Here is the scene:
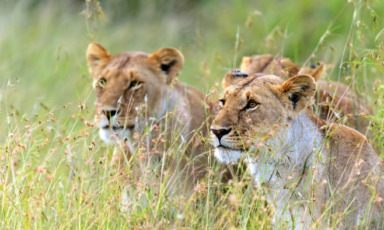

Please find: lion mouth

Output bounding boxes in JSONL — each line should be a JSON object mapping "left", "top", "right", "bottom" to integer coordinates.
{"left": 217, "top": 144, "right": 246, "bottom": 152}
{"left": 102, "top": 125, "right": 121, "bottom": 130}
{"left": 217, "top": 144, "right": 232, "bottom": 150}
{"left": 101, "top": 124, "right": 135, "bottom": 130}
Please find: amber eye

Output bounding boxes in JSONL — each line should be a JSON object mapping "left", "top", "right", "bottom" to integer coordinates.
{"left": 97, "top": 78, "right": 107, "bottom": 88}
{"left": 129, "top": 81, "right": 142, "bottom": 89}
{"left": 245, "top": 100, "right": 259, "bottom": 110}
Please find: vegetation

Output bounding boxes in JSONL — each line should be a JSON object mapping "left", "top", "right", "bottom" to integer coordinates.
{"left": 0, "top": 0, "right": 383, "bottom": 228}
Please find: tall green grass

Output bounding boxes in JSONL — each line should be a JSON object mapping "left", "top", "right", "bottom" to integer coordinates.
{"left": 0, "top": 0, "right": 383, "bottom": 228}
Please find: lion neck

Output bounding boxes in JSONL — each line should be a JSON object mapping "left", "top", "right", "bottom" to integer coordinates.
{"left": 247, "top": 109, "right": 325, "bottom": 187}
{"left": 166, "top": 85, "right": 189, "bottom": 114}
{"left": 141, "top": 82, "right": 191, "bottom": 123}
{"left": 137, "top": 82, "right": 192, "bottom": 149}
{"left": 276, "top": 109, "right": 324, "bottom": 159}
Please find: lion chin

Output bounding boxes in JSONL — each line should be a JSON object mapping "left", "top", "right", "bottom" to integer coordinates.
{"left": 99, "top": 127, "right": 135, "bottom": 153}
{"left": 213, "top": 146, "right": 243, "bottom": 164}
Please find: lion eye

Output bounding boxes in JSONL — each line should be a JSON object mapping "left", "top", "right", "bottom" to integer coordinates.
{"left": 219, "top": 99, "right": 226, "bottom": 107}
{"left": 245, "top": 100, "right": 259, "bottom": 110}
{"left": 129, "top": 81, "right": 142, "bottom": 90}
{"left": 97, "top": 78, "right": 107, "bottom": 88}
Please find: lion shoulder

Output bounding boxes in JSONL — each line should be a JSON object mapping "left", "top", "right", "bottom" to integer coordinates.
{"left": 325, "top": 123, "right": 379, "bottom": 180}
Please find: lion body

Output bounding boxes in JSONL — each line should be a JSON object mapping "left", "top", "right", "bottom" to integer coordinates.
{"left": 211, "top": 72, "right": 383, "bottom": 228}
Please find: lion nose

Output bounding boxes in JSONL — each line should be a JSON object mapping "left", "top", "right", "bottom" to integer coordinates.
{"left": 102, "top": 109, "right": 119, "bottom": 122}
{"left": 211, "top": 127, "right": 232, "bottom": 141}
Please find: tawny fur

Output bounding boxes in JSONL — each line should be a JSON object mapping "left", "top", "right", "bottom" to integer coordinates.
{"left": 211, "top": 72, "right": 383, "bottom": 229}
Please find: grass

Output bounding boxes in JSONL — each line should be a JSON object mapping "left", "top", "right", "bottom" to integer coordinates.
{"left": 0, "top": 0, "right": 384, "bottom": 229}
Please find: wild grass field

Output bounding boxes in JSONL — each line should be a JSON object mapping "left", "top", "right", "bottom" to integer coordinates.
{"left": 0, "top": 0, "right": 384, "bottom": 229}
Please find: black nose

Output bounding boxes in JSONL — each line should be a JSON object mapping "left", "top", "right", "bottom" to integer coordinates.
{"left": 102, "top": 109, "right": 119, "bottom": 122}
{"left": 211, "top": 127, "right": 232, "bottom": 141}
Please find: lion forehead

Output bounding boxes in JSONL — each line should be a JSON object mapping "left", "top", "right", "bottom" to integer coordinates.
{"left": 251, "top": 75, "right": 284, "bottom": 86}
{"left": 106, "top": 52, "right": 149, "bottom": 70}
{"left": 99, "top": 54, "right": 161, "bottom": 86}
{"left": 225, "top": 75, "right": 283, "bottom": 100}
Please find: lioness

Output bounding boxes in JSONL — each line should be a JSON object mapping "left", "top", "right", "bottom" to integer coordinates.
{"left": 240, "top": 55, "right": 372, "bottom": 134}
{"left": 211, "top": 70, "right": 383, "bottom": 229}
{"left": 86, "top": 43, "right": 208, "bottom": 190}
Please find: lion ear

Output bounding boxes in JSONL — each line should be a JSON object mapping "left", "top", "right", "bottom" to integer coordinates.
{"left": 297, "top": 63, "right": 325, "bottom": 81}
{"left": 280, "top": 58, "right": 301, "bottom": 77}
{"left": 277, "top": 75, "right": 316, "bottom": 116}
{"left": 306, "top": 63, "right": 325, "bottom": 81}
{"left": 222, "top": 69, "right": 250, "bottom": 88}
{"left": 240, "top": 56, "right": 252, "bottom": 73}
{"left": 86, "top": 43, "right": 111, "bottom": 78}
{"left": 147, "top": 48, "right": 184, "bottom": 84}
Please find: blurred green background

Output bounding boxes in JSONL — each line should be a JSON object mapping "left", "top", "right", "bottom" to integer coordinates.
{"left": 0, "top": 0, "right": 383, "bottom": 141}
{"left": 1, "top": 1, "right": 384, "bottom": 228}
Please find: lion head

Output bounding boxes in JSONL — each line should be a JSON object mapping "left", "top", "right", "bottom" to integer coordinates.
{"left": 86, "top": 43, "right": 184, "bottom": 147}
{"left": 210, "top": 70, "right": 316, "bottom": 164}
{"left": 240, "top": 54, "right": 325, "bottom": 81}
